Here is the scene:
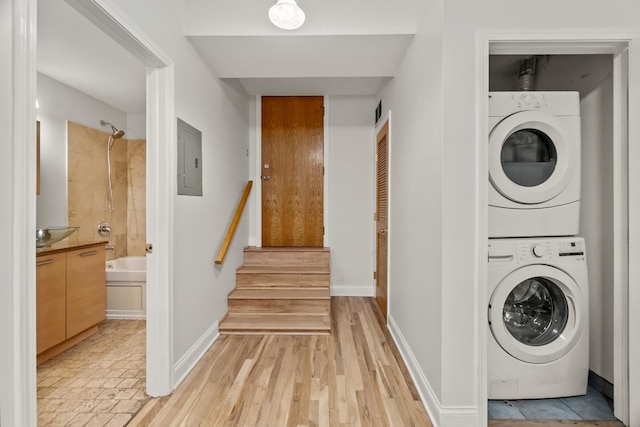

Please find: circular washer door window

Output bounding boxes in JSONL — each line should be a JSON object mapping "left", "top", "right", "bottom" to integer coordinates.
{"left": 489, "top": 111, "right": 574, "bottom": 204}
{"left": 489, "top": 265, "right": 586, "bottom": 364}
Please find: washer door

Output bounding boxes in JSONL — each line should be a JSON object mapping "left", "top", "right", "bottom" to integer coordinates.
{"left": 489, "top": 111, "right": 573, "bottom": 204}
{"left": 489, "top": 265, "right": 586, "bottom": 364}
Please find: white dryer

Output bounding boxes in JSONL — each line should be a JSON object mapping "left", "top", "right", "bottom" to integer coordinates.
{"left": 488, "top": 237, "right": 589, "bottom": 399}
{"left": 489, "top": 91, "right": 581, "bottom": 238}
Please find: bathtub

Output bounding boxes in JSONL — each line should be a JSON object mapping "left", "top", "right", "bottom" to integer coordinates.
{"left": 106, "top": 256, "right": 146, "bottom": 319}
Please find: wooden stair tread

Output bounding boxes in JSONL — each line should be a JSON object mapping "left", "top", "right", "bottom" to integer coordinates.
{"left": 219, "top": 313, "right": 330, "bottom": 333}
{"left": 229, "top": 288, "right": 329, "bottom": 300}
{"left": 245, "top": 247, "right": 329, "bottom": 252}
{"left": 237, "top": 265, "right": 329, "bottom": 274}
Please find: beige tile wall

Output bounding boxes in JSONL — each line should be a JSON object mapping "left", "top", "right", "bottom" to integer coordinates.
{"left": 127, "top": 139, "right": 146, "bottom": 256}
{"left": 67, "top": 121, "right": 146, "bottom": 261}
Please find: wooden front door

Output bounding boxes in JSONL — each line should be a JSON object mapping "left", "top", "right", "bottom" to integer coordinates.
{"left": 375, "top": 121, "right": 389, "bottom": 318}
{"left": 261, "top": 96, "right": 324, "bottom": 247}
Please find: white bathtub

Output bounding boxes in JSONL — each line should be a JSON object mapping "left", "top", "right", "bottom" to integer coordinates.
{"left": 106, "top": 256, "right": 146, "bottom": 319}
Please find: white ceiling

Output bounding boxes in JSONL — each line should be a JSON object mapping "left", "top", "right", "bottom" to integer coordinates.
{"left": 37, "top": 0, "right": 147, "bottom": 113}
{"left": 37, "top": 0, "right": 417, "bottom": 112}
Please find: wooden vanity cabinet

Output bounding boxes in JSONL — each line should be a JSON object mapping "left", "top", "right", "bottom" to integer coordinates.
{"left": 36, "top": 253, "right": 66, "bottom": 354}
{"left": 66, "top": 246, "right": 106, "bottom": 337}
{"left": 36, "top": 243, "right": 106, "bottom": 363}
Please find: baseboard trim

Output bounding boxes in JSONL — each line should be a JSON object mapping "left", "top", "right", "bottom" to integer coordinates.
{"left": 387, "top": 315, "right": 479, "bottom": 427}
{"left": 589, "top": 369, "right": 614, "bottom": 401}
{"left": 387, "top": 314, "right": 442, "bottom": 426}
{"left": 439, "top": 407, "right": 480, "bottom": 427}
{"left": 331, "top": 284, "right": 374, "bottom": 296}
{"left": 106, "top": 311, "right": 146, "bottom": 320}
{"left": 173, "top": 321, "right": 219, "bottom": 388}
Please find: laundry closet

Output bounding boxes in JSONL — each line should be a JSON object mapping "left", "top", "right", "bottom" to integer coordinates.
{"left": 488, "top": 54, "right": 617, "bottom": 420}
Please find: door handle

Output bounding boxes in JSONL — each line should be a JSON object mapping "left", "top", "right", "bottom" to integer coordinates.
{"left": 379, "top": 229, "right": 387, "bottom": 234}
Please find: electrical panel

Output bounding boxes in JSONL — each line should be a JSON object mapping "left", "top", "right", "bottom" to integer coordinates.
{"left": 177, "top": 118, "right": 203, "bottom": 196}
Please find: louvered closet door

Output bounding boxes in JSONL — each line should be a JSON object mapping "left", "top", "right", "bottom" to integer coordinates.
{"left": 376, "top": 121, "right": 389, "bottom": 318}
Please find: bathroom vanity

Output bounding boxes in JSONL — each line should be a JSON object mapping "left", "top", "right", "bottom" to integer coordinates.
{"left": 36, "top": 241, "right": 106, "bottom": 365}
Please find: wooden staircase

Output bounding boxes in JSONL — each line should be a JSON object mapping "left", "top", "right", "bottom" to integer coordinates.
{"left": 219, "top": 247, "right": 331, "bottom": 335}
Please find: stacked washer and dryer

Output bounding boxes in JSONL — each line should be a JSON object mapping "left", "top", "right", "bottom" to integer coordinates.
{"left": 487, "top": 91, "right": 590, "bottom": 399}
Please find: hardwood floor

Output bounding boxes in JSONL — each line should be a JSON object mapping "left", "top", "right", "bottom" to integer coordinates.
{"left": 129, "top": 297, "right": 431, "bottom": 426}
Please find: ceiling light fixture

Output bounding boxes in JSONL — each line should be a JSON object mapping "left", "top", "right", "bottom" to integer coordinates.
{"left": 269, "top": 0, "right": 305, "bottom": 30}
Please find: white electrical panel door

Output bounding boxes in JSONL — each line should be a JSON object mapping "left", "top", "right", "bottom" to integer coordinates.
{"left": 177, "top": 118, "right": 203, "bottom": 196}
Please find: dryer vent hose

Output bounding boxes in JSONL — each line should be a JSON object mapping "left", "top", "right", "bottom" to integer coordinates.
{"left": 518, "top": 56, "right": 537, "bottom": 91}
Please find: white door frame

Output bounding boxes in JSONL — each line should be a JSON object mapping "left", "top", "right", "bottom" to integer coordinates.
{"left": 5, "top": 0, "right": 176, "bottom": 423}
{"left": 4, "top": 0, "right": 38, "bottom": 425}
{"left": 63, "top": 0, "right": 176, "bottom": 397}
{"left": 477, "top": 30, "right": 640, "bottom": 426}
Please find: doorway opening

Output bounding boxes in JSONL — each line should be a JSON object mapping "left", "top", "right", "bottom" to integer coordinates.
{"left": 480, "top": 36, "right": 632, "bottom": 426}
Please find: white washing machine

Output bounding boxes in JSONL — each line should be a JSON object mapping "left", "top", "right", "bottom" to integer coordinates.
{"left": 487, "top": 237, "right": 589, "bottom": 399}
{"left": 489, "top": 91, "right": 581, "bottom": 238}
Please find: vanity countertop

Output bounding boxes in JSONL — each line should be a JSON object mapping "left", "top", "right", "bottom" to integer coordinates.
{"left": 36, "top": 238, "right": 106, "bottom": 256}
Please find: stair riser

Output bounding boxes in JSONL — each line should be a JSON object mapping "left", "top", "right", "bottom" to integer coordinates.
{"left": 228, "top": 299, "right": 330, "bottom": 314}
{"left": 243, "top": 251, "right": 329, "bottom": 268}
{"left": 236, "top": 274, "right": 329, "bottom": 288}
{"left": 219, "top": 330, "right": 330, "bottom": 336}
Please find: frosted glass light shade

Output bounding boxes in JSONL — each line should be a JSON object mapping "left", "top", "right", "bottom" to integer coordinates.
{"left": 269, "top": 0, "right": 305, "bottom": 30}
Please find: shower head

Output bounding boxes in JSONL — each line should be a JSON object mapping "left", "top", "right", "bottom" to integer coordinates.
{"left": 100, "top": 120, "right": 125, "bottom": 139}
{"left": 112, "top": 129, "right": 125, "bottom": 139}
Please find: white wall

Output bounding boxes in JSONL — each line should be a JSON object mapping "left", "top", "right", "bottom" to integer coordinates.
{"left": 327, "top": 96, "right": 375, "bottom": 296}
{"left": 375, "top": 0, "right": 446, "bottom": 423}
{"left": 490, "top": 54, "right": 616, "bottom": 384}
{"left": 108, "top": 0, "right": 251, "bottom": 369}
{"left": 377, "top": 1, "right": 640, "bottom": 426}
{"left": 126, "top": 112, "right": 146, "bottom": 140}
{"left": 36, "top": 72, "right": 128, "bottom": 227}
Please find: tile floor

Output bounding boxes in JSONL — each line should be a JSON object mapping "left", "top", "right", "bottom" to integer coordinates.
{"left": 37, "top": 320, "right": 148, "bottom": 427}
{"left": 489, "top": 385, "right": 617, "bottom": 421}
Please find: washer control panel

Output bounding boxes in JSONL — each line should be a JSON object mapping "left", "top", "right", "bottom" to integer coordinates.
{"left": 516, "top": 238, "right": 586, "bottom": 263}
{"left": 557, "top": 240, "right": 585, "bottom": 257}
{"left": 517, "top": 240, "right": 553, "bottom": 261}
{"left": 488, "top": 237, "right": 587, "bottom": 265}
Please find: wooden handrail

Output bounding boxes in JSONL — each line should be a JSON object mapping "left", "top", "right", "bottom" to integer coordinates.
{"left": 215, "top": 180, "right": 253, "bottom": 265}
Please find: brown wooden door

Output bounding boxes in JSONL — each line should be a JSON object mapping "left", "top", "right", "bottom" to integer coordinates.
{"left": 262, "top": 96, "right": 324, "bottom": 247}
{"left": 375, "top": 121, "right": 389, "bottom": 318}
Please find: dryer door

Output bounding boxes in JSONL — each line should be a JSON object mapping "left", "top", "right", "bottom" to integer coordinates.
{"left": 489, "top": 111, "right": 574, "bottom": 204}
{"left": 488, "top": 264, "right": 586, "bottom": 364}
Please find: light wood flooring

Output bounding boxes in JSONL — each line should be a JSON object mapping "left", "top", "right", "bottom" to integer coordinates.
{"left": 129, "top": 297, "right": 431, "bottom": 426}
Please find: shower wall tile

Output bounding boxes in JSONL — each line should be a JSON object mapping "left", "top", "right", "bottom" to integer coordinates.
{"left": 67, "top": 122, "right": 146, "bottom": 260}
{"left": 68, "top": 122, "right": 94, "bottom": 155}
{"left": 127, "top": 139, "right": 146, "bottom": 257}
{"left": 68, "top": 151, "right": 93, "bottom": 183}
